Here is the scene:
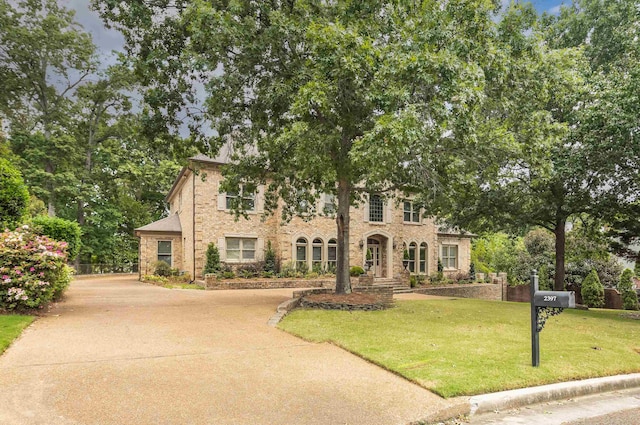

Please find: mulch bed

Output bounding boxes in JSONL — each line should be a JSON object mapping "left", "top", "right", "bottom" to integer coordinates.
{"left": 300, "top": 292, "right": 391, "bottom": 311}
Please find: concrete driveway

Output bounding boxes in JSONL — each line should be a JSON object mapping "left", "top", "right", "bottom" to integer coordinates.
{"left": 0, "top": 276, "right": 458, "bottom": 425}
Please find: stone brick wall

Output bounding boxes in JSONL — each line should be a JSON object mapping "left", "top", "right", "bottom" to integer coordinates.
{"left": 138, "top": 233, "right": 183, "bottom": 277}
{"left": 414, "top": 283, "right": 502, "bottom": 301}
{"left": 506, "top": 284, "right": 531, "bottom": 303}
{"left": 203, "top": 277, "right": 335, "bottom": 290}
{"left": 147, "top": 161, "right": 473, "bottom": 279}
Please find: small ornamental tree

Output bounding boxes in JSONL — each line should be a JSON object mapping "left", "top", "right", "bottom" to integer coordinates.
{"left": 203, "top": 242, "right": 221, "bottom": 275}
{"left": 30, "top": 216, "right": 81, "bottom": 261}
{"left": 581, "top": 269, "right": 605, "bottom": 308}
{"left": 0, "top": 158, "right": 29, "bottom": 230}
{"left": 619, "top": 269, "right": 639, "bottom": 311}
{"left": 469, "top": 262, "right": 476, "bottom": 281}
{"left": 263, "top": 241, "right": 276, "bottom": 273}
{"left": 0, "top": 225, "right": 72, "bottom": 311}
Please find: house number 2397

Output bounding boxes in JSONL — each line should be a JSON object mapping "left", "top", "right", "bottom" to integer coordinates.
{"left": 543, "top": 295, "right": 557, "bottom": 302}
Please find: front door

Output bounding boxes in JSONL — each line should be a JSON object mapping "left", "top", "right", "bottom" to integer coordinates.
{"left": 367, "top": 242, "right": 382, "bottom": 277}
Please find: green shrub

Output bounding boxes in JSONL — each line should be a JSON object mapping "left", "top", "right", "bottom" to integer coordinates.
{"left": 350, "top": 266, "right": 365, "bottom": 276}
{"left": 0, "top": 158, "right": 29, "bottom": 231}
{"left": 410, "top": 276, "right": 417, "bottom": 288}
{"left": 203, "top": 242, "right": 221, "bottom": 274}
{"left": 264, "top": 241, "right": 277, "bottom": 273}
{"left": 305, "top": 271, "right": 319, "bottom": 279}
{"left": 222, "top": 271, "right": 235, "bottom": 279}
{"left": 30, "top": 216, "right": 82, "bottom": 261}
{"left": 581, "top": 269, "right": 604, "bottom": 308}
{"left": 278, "top": 262, "right": 298, "bottom": 278}
{"left": 619, "top": 269, "right": 639, "bottom": 310}
{"left": 142, "top": 274, "right": 169, "bottom": 284}
{"left": 153, "top": 261, "right": 172, "bottom": 277}
{"left": 296, "top": 261, "right": 309, "bottom": 275}
{"left": 0, "top": 226, "right": 71, "bottom": 311}
{"left": 469, "top": 262, "right": 476, "bottom": 281}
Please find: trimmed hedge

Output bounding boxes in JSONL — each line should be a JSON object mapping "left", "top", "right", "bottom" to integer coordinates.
{"left": 0, "top": 226, "right": 72, "bottom": 311}
{"left": 29, "top": 216, "right": 81, "bottom": 261}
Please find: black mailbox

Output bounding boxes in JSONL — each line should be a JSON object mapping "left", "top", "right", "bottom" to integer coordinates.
{"left": 533, "top": 291, "right": 575, "bottom": 309}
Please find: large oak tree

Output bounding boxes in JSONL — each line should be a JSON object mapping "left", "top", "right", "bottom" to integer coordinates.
{"left": 95, "top": 0, "right": 508, "bottom": 293}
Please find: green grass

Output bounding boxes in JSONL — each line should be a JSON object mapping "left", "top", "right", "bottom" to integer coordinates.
{"left": 278, "top": 298, "right": 640, "bottom": 398}
{"left": 0, "top": 315, "right": 35, "bottom": 355}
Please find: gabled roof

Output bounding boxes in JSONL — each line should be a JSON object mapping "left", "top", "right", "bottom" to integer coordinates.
{"left": 134, "top": 214, "right": 182, "bottom": 234}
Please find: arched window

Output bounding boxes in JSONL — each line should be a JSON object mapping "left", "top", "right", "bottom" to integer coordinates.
{"left": 408, "top": 242, "right": 417, "bottom": 273}
{"left": 296, "top": 238, "right": 307, "bottom": 269}
{"left": 327, "top": 239, "right": 337, "bottom": 272}
{"left": 312, "top": 238, "right": 323, "bottom": 271}
{"left": 419, "top": 242, "right": 428, "bottom": 274}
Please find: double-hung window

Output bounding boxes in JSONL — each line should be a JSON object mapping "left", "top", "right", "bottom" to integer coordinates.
{"left": 403, "top": 201, "right": 420, "bottom": 223}
{"left": 226, "top": 190, "right": 255, "bottom": 211}
{"left": 226, "top": 238, "right": 256, "bottom": 262}
{"left": 441, "top": 245, "right": 458, "bottom": 269}
{"left": 323, "top": 194, "right": 336, "bottom": 215}
{"left": 157, "top": 241, "right": 172, "bottom": 265}
{"left": 327, "top": 239, "right": 337, "bottom": 271}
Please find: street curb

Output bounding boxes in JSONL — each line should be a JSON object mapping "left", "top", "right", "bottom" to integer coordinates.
{"left": 468, "top": 373, "right": 640, "bottom": 416}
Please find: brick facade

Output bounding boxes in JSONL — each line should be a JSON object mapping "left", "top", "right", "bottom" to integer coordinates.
{"left": 137, "top": 157, "right": 472, "bottom": 279}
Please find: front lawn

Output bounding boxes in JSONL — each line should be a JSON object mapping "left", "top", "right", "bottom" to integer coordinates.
{"left": 0, "top": 315, "right": 35, "bottom": 355}
{"left": 278, "top": 298, "right": 640, "bottom": 398}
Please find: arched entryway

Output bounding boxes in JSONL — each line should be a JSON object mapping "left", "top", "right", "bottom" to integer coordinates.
{"left": 363, "top": 232, "right": 393, "bottom": 278}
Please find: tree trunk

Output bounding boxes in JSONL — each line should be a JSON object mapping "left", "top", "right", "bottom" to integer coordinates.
{"left": 335, "top": 178, "right": 352, "bottom": 294}
{"left": 45, "top": 160, "right": 56, "bottom": 217}
{"left": 554, "top": 217, "right": 566, "bottom": 291}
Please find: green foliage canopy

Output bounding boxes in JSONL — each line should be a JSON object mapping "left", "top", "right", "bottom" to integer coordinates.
{"left": 0, "top": 158, "right": 29, "bottom": 230}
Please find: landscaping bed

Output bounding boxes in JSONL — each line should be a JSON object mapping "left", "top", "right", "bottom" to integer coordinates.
{"left": 300, "top": 292, "right": 388, "bottom": 311}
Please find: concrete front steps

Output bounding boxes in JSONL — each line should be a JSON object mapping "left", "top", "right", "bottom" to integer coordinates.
{"left": 373, "top": 278, "right": 413, "bottom": 294}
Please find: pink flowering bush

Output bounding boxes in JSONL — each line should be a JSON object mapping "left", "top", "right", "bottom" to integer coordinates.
{"left": 0, "top": 225, "right": 73, "bottom": 311}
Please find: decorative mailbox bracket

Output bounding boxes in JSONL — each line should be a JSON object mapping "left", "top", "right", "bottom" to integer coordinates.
{"left": 530, "top": 270, "right": 575, "bottom": 367}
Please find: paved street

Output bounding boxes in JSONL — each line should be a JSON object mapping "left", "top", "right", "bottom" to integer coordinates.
{"left": 468, "top": 388, "right": 640, "bottom": 425}
{"left": 0, "top": 276, "right": 459, "bottom": 425}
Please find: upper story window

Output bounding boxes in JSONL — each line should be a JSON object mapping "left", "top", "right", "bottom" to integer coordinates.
{"left": 157, "top": 241, "right": 172, "bottom": 265}
{"left": 226, "top": 190, "right": 255, "bottom": 211}
{"left": 323, "top": 194, "right": 336, "bottom": 215}
{"left": 441, "top": 245, "right": 458, "bottom": 269}
{"left": 403, "top": 201, "right": 420, "bottom": 223}
{"left": 226, "top": 238, "right": 256, "bottom": 262}
{"left": 369, "top": 195, "right": 384, "bottom": 222}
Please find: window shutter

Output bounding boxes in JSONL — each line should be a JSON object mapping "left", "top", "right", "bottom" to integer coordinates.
{"left": 218, "top": 237, "right": 226, "bottom": 260}
{"left": 256, "top": 186, "right": 265, "bottom": 213}
{"left": 217, "top": 193, "right": 226, "bottom": 211}
{"left": 256, "top": 238, "right": 264, "bottom": 261}
{"left": 363, "top": 201, "right": 369, "bottom": 223}
{"left": 386, "top": 201, "right": 393, "bottom": 223}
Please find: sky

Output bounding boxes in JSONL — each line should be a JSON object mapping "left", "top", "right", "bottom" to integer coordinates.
{"left": 62, "top": 0, "right": 568, "bottom": 68}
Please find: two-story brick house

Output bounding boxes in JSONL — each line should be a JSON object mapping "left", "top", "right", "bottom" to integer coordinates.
{"left": 135, "top": 152, "right": 472, "bottom": 280}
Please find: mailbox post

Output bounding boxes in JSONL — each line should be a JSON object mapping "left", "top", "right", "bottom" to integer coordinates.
{"left": 530, "top": 270, "right": 575, "bottom": 367}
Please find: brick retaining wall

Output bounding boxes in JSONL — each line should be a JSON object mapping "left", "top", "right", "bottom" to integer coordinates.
{"left": 414, "top": 283, "right": 502, "bottom": 301}
{"left": 507, "top": 284, "right": 624, "bottom": 309}
{"left": 203, "top": 276, "right": 361, "bottom": 290}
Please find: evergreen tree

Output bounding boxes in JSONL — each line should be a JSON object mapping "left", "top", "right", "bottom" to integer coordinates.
{"left": 203, "top": 243, "right": 221, "bottom": 275}
{"left": 581, "top": 269, "right": 604, "bottom": 308}
{"left": 619, "top": 269, "right": 639, "bottom": 311}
